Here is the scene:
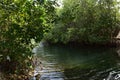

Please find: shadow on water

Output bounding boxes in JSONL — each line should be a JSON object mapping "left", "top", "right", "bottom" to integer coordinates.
{"left": 62, "top": 47, "right": 120, "bottom": 80}
{"left": 34, "top": 45, "right": 120, "bottom": 80}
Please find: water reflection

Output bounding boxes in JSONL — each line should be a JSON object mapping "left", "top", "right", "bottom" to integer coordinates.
{"left": 35, "top": 45, "right": 120, "bottom": 80}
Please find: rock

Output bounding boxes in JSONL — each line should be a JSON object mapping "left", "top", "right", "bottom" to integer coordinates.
{"left": 104, "top": 71, "right": 120, "bottom": 80}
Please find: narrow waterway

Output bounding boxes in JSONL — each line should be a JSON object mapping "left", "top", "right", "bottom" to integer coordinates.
{"left": 32, "top": 45, "right": 120, "bottom": 80}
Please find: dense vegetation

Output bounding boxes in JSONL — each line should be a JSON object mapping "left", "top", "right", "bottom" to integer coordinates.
{"left": 44, "top": 0, "right": 120, "bottom": 46}
{"left": 0, "top": 0, "right": 57, "bottom": 79}
{"left": 0, "top": 0, "right": 120, "bottom": 79}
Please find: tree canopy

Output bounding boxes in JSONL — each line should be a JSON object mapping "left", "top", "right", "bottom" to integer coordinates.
{"left": 0, "top": 0, "right": 57, "bottom": 79}
{"left": 44, "top": 0, "right": 120, "bottom": 45}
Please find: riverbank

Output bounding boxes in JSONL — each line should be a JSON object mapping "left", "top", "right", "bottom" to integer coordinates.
{"left": 0, "top": 71, "right": 31, "bottom": 80}
{"left": 46, "top": 40, "right": 118, "bottom": 48}
{"left": 0, "top": 72, "right": 6, "bottom": 80}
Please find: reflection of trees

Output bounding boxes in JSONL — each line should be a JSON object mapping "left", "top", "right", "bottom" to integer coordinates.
{"left": 37, "top": 45, "right": 120, "bottom": 80}
{"left": 62, "top": 48, "right": 120, "bottom": 80}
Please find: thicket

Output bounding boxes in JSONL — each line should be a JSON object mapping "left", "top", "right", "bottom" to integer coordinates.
{"left": 44, "top": 0, "right": 120, "bottom": 46}
{"left": 0, "top": 0, "right": 57, "bottom": 79}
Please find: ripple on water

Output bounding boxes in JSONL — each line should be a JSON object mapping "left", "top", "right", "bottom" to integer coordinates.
{"left": 40, "top": 72, "right": 64, "bottom": 80}
{"left": 31, "top": 54, "right": 65, "bottom": 80}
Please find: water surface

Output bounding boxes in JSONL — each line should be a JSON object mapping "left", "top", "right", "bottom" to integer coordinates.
{"left": 34, "top": 45, "right": 120, "bottom": 80}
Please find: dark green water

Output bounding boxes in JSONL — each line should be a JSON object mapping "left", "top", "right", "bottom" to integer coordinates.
{"left": 34, "top": 45, "right": 120, "bottom": 80}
